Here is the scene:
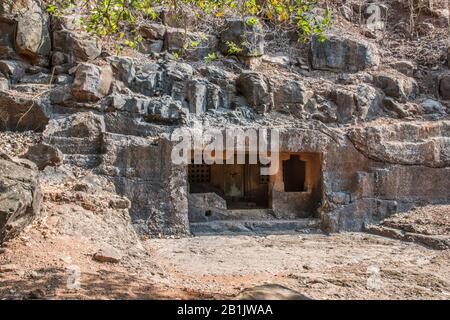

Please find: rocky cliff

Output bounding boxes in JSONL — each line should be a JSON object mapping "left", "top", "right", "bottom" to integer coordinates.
{"left": 0, "top": 0, "right": 449, "bottom": 241}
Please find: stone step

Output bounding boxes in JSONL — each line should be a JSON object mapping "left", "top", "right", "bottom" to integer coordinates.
{"left": 190, "top": 218, "right": 322, "bottom": 236}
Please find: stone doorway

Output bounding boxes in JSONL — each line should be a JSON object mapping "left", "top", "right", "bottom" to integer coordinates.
{"left": 188, "top": 161, "right": 270, "bottom": 210}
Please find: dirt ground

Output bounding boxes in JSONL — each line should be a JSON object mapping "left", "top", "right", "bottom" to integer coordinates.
{"left": 145, "top": 232, "right": 450, "bottom": 300}
{"left": 1, "top": 228, "right": 449, "bottom": 300}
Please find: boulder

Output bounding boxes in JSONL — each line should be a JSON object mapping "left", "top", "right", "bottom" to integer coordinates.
{"left": 372, "top": 71, "right": 418, "bottom": 102}
{"left": 273, "top": 80, "right": 313, "bottom": 112}
{"left": 0, "top": 0, "right": 51, "bottom": 65}
{"left": 0, "top": 60, "right": 26, "bottom": 83}
{"left": 139, "top": 39, "right": 164, "bottom": 54}
{"left": 21, "top": 143, "right": 63, "bottom": 170}
{"left": 144, "top": 95, "right": 188, "bottom": 124}
{"left": 14, "top": 1, "right": 51, "bottom": 63}
{"left": 219, "top": 18, "right": 265, "bottom": 57}
{"left": 140, "top": 23, "right": 166, "bottom": 40}
{"left": 186, "top": 79, "right": 223, "bottom": 114}
{"left": 311, "top": 33, "right": 380, "bottom": 72}
{"left": 382, "top": 97, "right": 409, "bottom": 118}
{"left": 420, "top": 99, "right": 445, "bottom": 114}
{"left": 198, "top": 65, "right": 233, "bottom": 87}
{"left": 235, "top": 71, "right": 272, "bottom": 112}
{"left": 52, "top": 30, "right": 102, "bottom": 73}
{"left": 72, "top": 63, "right": 113, "bottom": 102}
{"left": 133, "top": 62, "right": 164, "bottom": 96}
{"left": 390, "top": 60, "right": 415, "bottom": 77}
{"left": 0, "top": 90, "right": 49, "bottom": 131}
{"left": 107, "top": 56, "right": 135, "bottom": 86}
{"left": 439, "top": 75, "right": 450, "bottom": 100}
{"left": 163, "top": 61, "right": 193, "bottom": 101}
{"left": 332, "top": 84, "right": 383, "bottom": 122}
{"left": 0, "top": 153, "right": 42, "bottom": 243}
{"left": 19, "top": 72, "right": 52, "bottom": 85}
{"left": 93, "top": 245, "right": 122, "bottom": 263}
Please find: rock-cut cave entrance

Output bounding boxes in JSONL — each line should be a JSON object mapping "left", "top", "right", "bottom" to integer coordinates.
{"left": 187, "top": 151, "right": 323, "bottom": 228}
{"left": 188, "top": 155, "right": 270, "bottom": 209}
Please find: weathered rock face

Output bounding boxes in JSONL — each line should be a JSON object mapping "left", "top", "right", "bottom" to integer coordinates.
{"left": 235, "top": 71, "right": 272, "bottom": 112}
{"left": 0, "top": 60, "right": 26, "bottom": 83}
{"left": 72, "top": 63, "right": 113, "bottom": 102}
{"left": 273, "top": 80, "right": 313, "bottom": 113}
{"left": 331, "top": 84, "right": 383, "bottom": 122}
{"left": 219, "top": 19, "right": 265, "bottom": 57}
{"left": 0, "top": 0, "right": 51, "bottom": 65}
{"left": 99, "top": 134, "right": 189, "bottom": 235}
{"left": 0, "top": 1, "right": 449, "bottom": 239}
{"left": 21, "top": 143, "right": 63, "bottom": 170}
{"left": 439, "top": 75, "right": 450, "bottom": 100}
{"left": 390, "top": 60, "right": 416, "bottom": 77}
{"left": 0, "top": 153, "right": 42, "bottom": 242}
{"left": 43, "top": 112, "right": 104, "bottom": 168}
{"left": 347, "top": 121, "right": 450, "bottom": 167}
{"left": 0, "top": 89, "right": 49, "bottom": 131}
{"left": 372, "top": 71, "right": 418, "bottom": 102}
{"left": 311, "top": 33, "right": 380, "bottom": 72}
{"left": 52, "top": 29, "right": 102, "bottom": 73}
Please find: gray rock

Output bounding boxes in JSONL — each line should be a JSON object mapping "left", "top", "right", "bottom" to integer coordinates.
{"left": 262, "top": 54, "right": 290, "bottom": 68}
{"left": 0, "top": 154, "right": 42, "bottom": 243}
{"left": 108, "top": 56, "right": 135, "bottom": 86}
{"left": 347, "top": 121, "right": 450, "bottom": 167}
{"left": 140, "top": 23, "right": 166, "bottom": 40}
{"left": 19, "top": 72, "right": 52, "bottom": 85}
{"left": 372, "top": 71, "right": 418, "bottom": 102}
{"left": 390, "top": 60, "right": 415, "bottom": 77}
{"left": 219, "top": 18, "right": 265, "bottom": 57}
{"left": 140, "top": 39, "right": 164, "bottom": 54}
{"left": 54, "top": 74, "right": 73, "bottom": 85}
{"left": 439, "top": 75, "right": 450, "bottom": 100}
{"left": 52, "top": 29, "right": 102, "bottom": 73}
{"left": 236, "top": 284, "right": 311, "bottom": 300}
{"left": 311, "top": 33, "right": 380, "bottom": 72}
{"left": 0, "top": 76, "right": 9, "bottom": 90}
{"left": 235, "top": 71, "right": 272, "bottom": 112}
{"left": 144, "top": 95, "right": 188, "bottom": 124}
{"left": 14, "top": 0, "right": 51, "bottom": 64}
{"left": 165, "top": 27, "right": 218, "bottom": 60}
{"left": 382, "top": 97, "right": 409, "bottom": 118}
{"left": 93, "top": 245, "right": 122, "bottom": 263}
{"left": 133, "top": 62, "right": 163, "bottom": 96}
{"left": 198, "top": 65, "right": 232, "bottom": 86}
{"left": 420, "top": 99, "right": 445, "bottom": 114}
{"left": 0, "top": 60, "right": 26, "bottom": 83}
{"left": 273, "top": 80, "right": 313, "bottom": 112}
{"left": 43, "top": 112, "right": 104, "bottom": 155}
{"left": 0, "top": 0, "right": 51, "bottom": 65}
{"left": 186, "top": 79, "right": 208, "bottom": 114}
{"left": 164, "top": 61, "right": 193, "bottom": 101}
{"left": 72, "top": 63, "right": 113, "bottom": 102}
{"left": 21, "top": 143, "right": 63, "bottom": 170}
{"left": 0, "top": 90, "right": 49, "bottom": 131}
